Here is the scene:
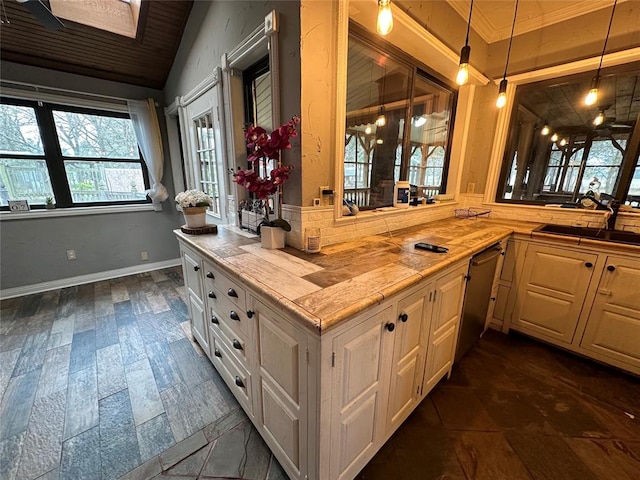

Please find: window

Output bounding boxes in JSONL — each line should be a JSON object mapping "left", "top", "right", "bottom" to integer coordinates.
{"left": 193, "top": 112, "right": 221, "bottom": 216}
{"left": 0, "top": 98, "right": 149, "bottom": 209}
{"left": 343, "top": 27, "right": 455, "bottom": 209}
{"left": 496, "top": 66, "right": 640, "bottom": 207}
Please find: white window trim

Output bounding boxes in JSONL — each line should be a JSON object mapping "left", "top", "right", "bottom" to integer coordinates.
{"left": 0, "top": 203, "right": 156, "bottom": 220}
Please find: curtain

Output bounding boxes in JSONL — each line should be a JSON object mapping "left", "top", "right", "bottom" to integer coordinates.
{"left": 127, "top": 99, "right": 168, "bottom": 209}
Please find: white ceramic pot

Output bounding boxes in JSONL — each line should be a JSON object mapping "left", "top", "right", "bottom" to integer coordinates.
{"left": 260, "top": 225, "right": 285, "bottom": 249}
{"left": 183, "top": 206, "right": 208, "bottom": 228}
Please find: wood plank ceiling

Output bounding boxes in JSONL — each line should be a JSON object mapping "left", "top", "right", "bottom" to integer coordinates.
{"left": 0, "top": 0, "right": 193, "bottom": 89}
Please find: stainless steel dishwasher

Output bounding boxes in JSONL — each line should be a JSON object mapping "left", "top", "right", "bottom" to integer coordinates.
{"left": 455, "top": 243, "right": 502, "bottom": 362}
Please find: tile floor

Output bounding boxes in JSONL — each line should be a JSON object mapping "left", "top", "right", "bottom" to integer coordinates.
{"left": 1, "top": 267, "right": 639, "bottom": 480}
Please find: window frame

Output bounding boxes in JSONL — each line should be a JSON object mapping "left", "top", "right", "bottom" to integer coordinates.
{"left": 0, "top": 96, "right": 150, "bottom": 210}
{"left": 343, "top": 24, "right": 457, "bottom": 209}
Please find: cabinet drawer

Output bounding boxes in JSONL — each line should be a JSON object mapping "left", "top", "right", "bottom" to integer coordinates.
{"left": 203, "top": 262, "right": 247, "bottom": 311}
{"left": 207, "top": 292, "right": 251, "bottom": 338}
{"left": 209, "top": 328, "right": 253, "bottom": 412}
{"left": 209, "top": 308, "right": 249, "bottom": 367}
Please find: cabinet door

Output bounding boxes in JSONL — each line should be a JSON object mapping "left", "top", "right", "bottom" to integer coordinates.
{"left": 182, "top": 247, "right": 204, "bottom": 304}
{"left": 386, "top": 289, "right": 431, "bottom": 433}
{"left": 511, "top": 244, "right": 597, "bottom": 343}
{"left": 188, "top": 293, "right": 209, "bottom": 352}
{"left": 580, "top": 256, "right": 640, "bottom": 368}
{"left": 255, "top": 300, "right": 308, "bottom": 479}
{"left": 424, "top": 264, "right": 467, "bottom": 390}
{"left": 330, "top": 307, "right": 394, "bottom": 480}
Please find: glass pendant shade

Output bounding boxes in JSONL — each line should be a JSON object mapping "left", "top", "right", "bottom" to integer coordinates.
{"left": 456, "top": 45, "right": 471, "bottom": 86}
{"left": 496, "top": 79, "right": 508, "bottom": 108}
{"left": 585, "top": 76, "right": 600, "bottom": 106}
{"left": 593, "top": 111, "right": 605, "bottom": 126}
{"left": 550, "top": 133, "right": 558, "bottom": 142}
{"left": 375, "top": 114, "right": 386, "bottom": 127}
{"left": 377, "top": 0, "right": 393, "bottom": 35}
{"left": 541, "top": 125, "right": 550, "bottom": 136}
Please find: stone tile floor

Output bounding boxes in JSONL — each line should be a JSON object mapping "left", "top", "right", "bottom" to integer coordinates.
{"left": 2, "top": 267, "right": 640, "bottom": 480}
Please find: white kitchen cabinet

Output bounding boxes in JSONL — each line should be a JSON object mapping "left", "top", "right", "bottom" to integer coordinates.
{"left": 180, "top": 245, "right": 209, "bottom": 352}
{"left": 386, "top": 288, "right": 431, "bottom": 433}
{"left": 329, "top": 306, "right": 395, "bottom": 480}
{"left": 511, "top": 243, "right": 597, "bottom": 344}
{"left": 423, "top": 263, "right": 468, "bottom": 391}
{"left": 580, "top": 255, "right": 640, "bottom": 369}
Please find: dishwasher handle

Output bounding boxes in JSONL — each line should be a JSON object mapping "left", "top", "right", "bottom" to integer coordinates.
{"left": 471, "top": 248, "right": 502, "bottom": 267}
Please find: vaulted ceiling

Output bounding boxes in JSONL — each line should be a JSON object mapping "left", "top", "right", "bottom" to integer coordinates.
{"left": 0, "top": 0, "right": 193, "bottom": 89}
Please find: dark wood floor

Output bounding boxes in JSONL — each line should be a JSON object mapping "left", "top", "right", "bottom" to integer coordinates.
{"left": 1, "top": 267, "right": 639, "bottom": 480}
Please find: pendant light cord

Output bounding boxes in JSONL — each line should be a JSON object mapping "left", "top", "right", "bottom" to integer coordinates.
{"left": 464, "top": 0, "right": 474, "bottom": 46}
{"left": 503, "top": 0, "right": 519, "bottom": 80}
{"left": 597, "top": 0, "right": 618, "bottom": 73}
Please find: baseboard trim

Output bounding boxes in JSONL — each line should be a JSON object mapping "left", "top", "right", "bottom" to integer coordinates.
{"left": 0, "top": 258, "right": 182, "bottom": 300}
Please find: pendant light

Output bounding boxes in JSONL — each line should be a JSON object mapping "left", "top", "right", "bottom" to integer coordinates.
{"left": 540, "top": 124, "right": 550, "bottom": 136}
{"left": 550, "top": 133, "right": 559, "bottom": 142}
{"left": 593, "top": 110, "right": 606, "bottom": 126}
{"left": 377, "top": 0, "right": 393, "bottom": 36}
{"left": 497, "top": 0, "right": 519, "bottom": 109}
{"left": 585, "top": 0, "right": 618, "bottom": 106}
{"left": 456, "top": 0, "right": 474, "bottom": 86}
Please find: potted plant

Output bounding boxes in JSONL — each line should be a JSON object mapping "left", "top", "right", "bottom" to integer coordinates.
{"left": 175, "top": 189, "right": 213, "bottom": 228}
{"left": 45, "top": 196, "right": 55, "bottom": 209}
{"left": 233, "top": 116, "right": 299, "bottom": 249}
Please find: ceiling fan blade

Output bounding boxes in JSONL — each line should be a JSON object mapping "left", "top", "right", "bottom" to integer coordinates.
{"left": 16, "top": 0, "right": 65, "bottom": 30}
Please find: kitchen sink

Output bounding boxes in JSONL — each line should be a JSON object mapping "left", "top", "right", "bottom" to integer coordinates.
{"left": 535, "top": 224, "right": 640, "bottom": 246}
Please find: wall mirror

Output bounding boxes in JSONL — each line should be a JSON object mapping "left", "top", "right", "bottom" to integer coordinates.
{"left": 496, "top": 63, "right": 640, "bottom": 207}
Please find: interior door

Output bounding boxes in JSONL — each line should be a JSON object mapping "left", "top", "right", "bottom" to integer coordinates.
{"left": 184, "top": 88, "right": 227, "bottom": 224}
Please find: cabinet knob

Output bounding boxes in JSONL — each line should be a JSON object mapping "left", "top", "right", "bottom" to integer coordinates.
{"left": 228, "top": 288, "right": 238, "bottom": 298}
{"left": 230, "top": 311, "right": 240, "bottom": 321}
{"left": 235, "top": 376, "right": 245, "bottom": 388}
{"left": 194, "top": 265, "right": 200, "bottom": 272}
{"left": 206, "top": 271, "right": 215, "bottom": 279}
{"left": 247, "top": 310, "right": 255, "bottom": 318}
{"left": 399, "top": 313, "right": 408, "bottom": 323}
{"left": 232, "top": 339, "right": 243, "bottom": 350}
{"left": 211, "top": 315, "right": 219, "bottom": 325}
{"left": 585, "top": 262, "right": 593, "bottom": 268}
{"left": 214, "top": 348, "right": 222, "bottom": 358}
{"left": 607, "top": 265, "right": 616, "bottom": 272}
{"left": 208, "top": 291, "right": 216, "bottom": 299}
{"left": 385, "top": 322, "right": 395, "bottom": 332}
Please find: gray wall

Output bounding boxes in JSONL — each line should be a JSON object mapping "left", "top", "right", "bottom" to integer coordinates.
{"left": 164, "top": 0, "right": 302, "bottom": 205}
{"left": 1, "top": 62, "right": 183, "bottom": 291}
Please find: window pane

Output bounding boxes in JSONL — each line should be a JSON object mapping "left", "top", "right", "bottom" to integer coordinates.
{"left": 0, "top": 104, "right": 44, "bottom": 155}
{"left": 344, "top": 35, "right": 412, "bottom": 208}
{"left": 627, "top": 157, "right": 640, "bottom": 206}
{"left": 64, "top": 160, "right": 146, "bottom": 203}
{"left": 53, "top": 110, "right": 139, "bottom": 158}
{"left": 0, "top": 158, "right": 53, "bottom": 205}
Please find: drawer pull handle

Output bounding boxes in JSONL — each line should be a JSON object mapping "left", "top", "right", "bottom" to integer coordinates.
{"left": 194, "top": 265, "right": 200, "bottom": 272}
{"left": 386, "top": 322, "right": 395, "bottom": 332}
{"left": 399, "top": 313, "right": 408, "bottom": 323}
{"left": 211, "top": 315, "right": 219, "bottom": 325}
{"left": 607, "top": 265, "right": 616, "bottom": 272}
{"left": 585, "top": 262, "right": 593, "bottom": 268}
{"left": 235, "top": 376, "right": 244, "bottom": 388}
{"left": 232, "top": 339, "right": 243, "bottom": 350}
{"left": 208, "top": 291, "right": 216, "bottom": 299}
{"left": 206, "top": 271, "right": 215, "bottom": 279}
{"left": 228, "top": 288, "right": 238, "bottom": 298}
{"left": 230, "top": 311, "right": 240, "bottom": 321}
{"left": 247, "top": 310, "right": 255, "bottom": 318}
{"left": 214, "top": 348, "right": 222, "bottom": 358}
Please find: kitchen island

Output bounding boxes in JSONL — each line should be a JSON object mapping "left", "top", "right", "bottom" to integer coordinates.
{"left": 175, "top": 217, "right": 639, "bottom": 480}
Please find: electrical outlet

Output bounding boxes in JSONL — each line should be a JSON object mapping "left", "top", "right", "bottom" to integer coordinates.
{"left": 467, "top": 182, "right": 476, "bottom": 194}
{"left": 66, "top": 250, "right": 76, "bottom": 260}
{"left": 141, "top": 251, "right": 149, "bottom": 261}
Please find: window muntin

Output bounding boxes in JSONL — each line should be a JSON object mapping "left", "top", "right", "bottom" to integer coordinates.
{"left": 343, "top": 32, "right": 454, "bottom": 209}
{"left": 496, "top": 67, "right": 639, "bottom": 207}
{"left": 0, "top": 98, "right": 149, "bottom": 209}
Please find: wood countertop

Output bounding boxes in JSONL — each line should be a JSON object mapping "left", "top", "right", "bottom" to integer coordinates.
{"left": 175, "top": 217, "right": 638, "bottom": 334}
